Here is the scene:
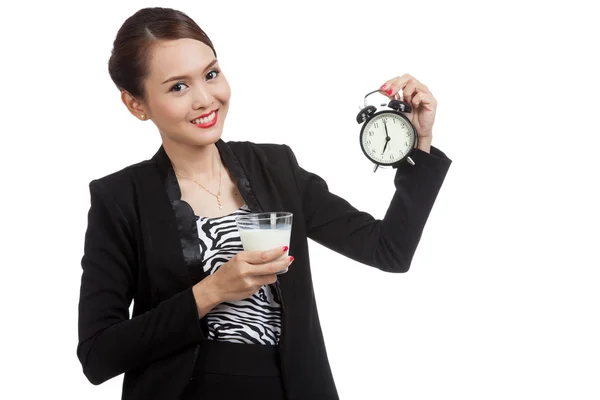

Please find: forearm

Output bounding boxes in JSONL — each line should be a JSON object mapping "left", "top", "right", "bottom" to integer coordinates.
{"left": 80, "top": 278, "right": 223, "bottom": 385}
{"left": 288, "top": 144, "right": 451, "bottom": 272}
{"left": 375, "top": 146, "right": 451, "bottom": 271}
{"left": 78, "top": 287, "right": 204, "bottom": 385}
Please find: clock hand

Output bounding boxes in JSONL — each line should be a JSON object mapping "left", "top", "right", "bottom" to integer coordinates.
{"left": 383, "top": 120, "right": 390, "bottom": 139}
{"left": 381, "top": 139, "right": 389, "bottom": 155}
{"left": 381, "top": 120, "right": 391, "bottom": 155}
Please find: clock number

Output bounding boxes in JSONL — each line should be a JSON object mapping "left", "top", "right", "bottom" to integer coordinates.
{"left": 368, "top": 131, "right": 374, "bottom": 136}
{"left": 390, "top": 154, "right": 394, "bottom": 160}
{"left": 374, "top": 122, "right": 379, "bottom": 129}
{"left": 366, "top": 140, "right": 371, "bottom": 145}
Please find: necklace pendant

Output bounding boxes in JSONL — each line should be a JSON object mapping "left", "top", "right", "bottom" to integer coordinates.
{"left": 217, "top": 195, "right": 223, "bottom": 210}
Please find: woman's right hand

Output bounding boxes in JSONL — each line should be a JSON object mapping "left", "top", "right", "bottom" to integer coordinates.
{"left": 193, "top": 246, "right": 293, "bottom": 311}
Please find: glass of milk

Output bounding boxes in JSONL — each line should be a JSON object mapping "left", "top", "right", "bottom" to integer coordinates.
{"left": 235, "top": 212, "right": 293, "bottom": 274}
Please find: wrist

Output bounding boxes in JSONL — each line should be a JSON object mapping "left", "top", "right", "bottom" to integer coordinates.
{"left": 192, "top": 276, "right": 221, "bottom": 318}
{"left": 417, "top": 136, "right": 432, "bottom": 153}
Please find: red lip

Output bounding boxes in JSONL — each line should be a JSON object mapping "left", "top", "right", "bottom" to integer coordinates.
{"left": 193, "top": 109, "right": 217, "bottom": 120}
{"left": 191, "top": 110, "right": 218, "bottom": 128}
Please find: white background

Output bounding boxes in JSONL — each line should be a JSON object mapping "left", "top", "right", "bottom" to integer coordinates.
{"left": 1, "top": 0, "right": 598, "bottom": 399}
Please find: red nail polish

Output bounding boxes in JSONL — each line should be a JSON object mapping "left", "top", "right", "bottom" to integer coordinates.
{"left": 283, "top": 246, "right": 289, "bottom": 252}
{"left": 289, "top": 256, "right": 295, "bottom": 262}
{"left": 380, "top": 84, "right": 386, "bottom": 89}
{"left": 387, "top": 89, "right": 393, "bottom": 95}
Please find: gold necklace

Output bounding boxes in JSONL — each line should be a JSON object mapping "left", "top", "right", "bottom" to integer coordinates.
{"left": 173, "top": 161, "right": 223, "bottom": 210}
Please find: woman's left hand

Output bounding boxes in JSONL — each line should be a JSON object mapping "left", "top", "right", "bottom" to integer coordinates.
{"left": 380, "top": 74, "right": 437, "bottom": 144}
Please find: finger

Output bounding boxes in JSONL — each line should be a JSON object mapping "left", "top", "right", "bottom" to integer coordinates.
{"left": 379, "top": 81, "right": 395, "bottom": 97}
{"left": 380, "top": 74, "right": 409, "bottom": 90}
{"left": 241, "top": 273, "right": 278, "bottom": 296}
{"left": 380, "top": 74, "right": 411, "bottom": 98}
{"left": 412, "top": 92, "right": 437, "bottom": 111}
{"left": 239, "top": 246, "right": 289, "bottom": 265}
{"left": 253, "top": 255, "right": 294, "bottom": 276}
{"left": 402, "top": 80, "right": 419, "bottom": 105}
{"left": 399, "top": 84, "right": 430, "bottom": 105}
{"left": 268, "top": 256, "right": 294, "bottom": 275}
{"left": 383, "top": 74, "right": 430, "bottom": 101}
{"left": 255, "top": 273, "right": 278, "bottom": 287}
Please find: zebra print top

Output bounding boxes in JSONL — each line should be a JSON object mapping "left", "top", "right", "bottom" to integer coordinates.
{"left": 196, "top": 204, "right": 282, "bottom": 345}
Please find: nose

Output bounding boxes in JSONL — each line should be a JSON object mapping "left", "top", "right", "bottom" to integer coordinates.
{"left": 192, "top": 83, "right": 214, "bottom": 109}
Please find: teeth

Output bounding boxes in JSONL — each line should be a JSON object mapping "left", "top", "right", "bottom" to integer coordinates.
{"left": 192, "top": 111, "right": 216, "bottom": 125}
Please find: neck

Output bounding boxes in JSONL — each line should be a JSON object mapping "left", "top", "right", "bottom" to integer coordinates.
{"left": 163, "top": 140, "right": 222, "bottom": 181}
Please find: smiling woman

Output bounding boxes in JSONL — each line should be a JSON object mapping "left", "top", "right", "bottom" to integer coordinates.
{"left": 77, "top": 6, "right": 452, "bottom": 400}
{"left": 110, "top": 12, "right": 230, "bottom": 160}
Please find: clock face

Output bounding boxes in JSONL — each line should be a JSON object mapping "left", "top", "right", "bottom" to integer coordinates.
{"left": 360, "top": 112, "right": 416, "bottom": 165}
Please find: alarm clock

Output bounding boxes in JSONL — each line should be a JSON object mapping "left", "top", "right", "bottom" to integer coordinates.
{"left": 356, "top": 89, "right": 418, "bottom": 172}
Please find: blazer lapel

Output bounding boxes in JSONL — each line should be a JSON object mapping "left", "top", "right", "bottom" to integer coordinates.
{"left": 152, "top": 146, "right": 204, "bottom": 272}
{"left": 215, "top": 139, "right": 265, "bottom": 213}
{"left": 133, "top": 149, "right": 193, "bottom": 302}
{"left": 218, "top": 140, "right": 287, "bottom": 214}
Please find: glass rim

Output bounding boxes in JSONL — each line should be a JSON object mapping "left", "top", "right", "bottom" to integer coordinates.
{"left": 235, "top": 212, "right": 293, "bottom": 221}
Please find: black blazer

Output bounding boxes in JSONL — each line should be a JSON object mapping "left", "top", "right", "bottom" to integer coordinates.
{"left": 77, "top": 139, "right": 452, "bottom": 399}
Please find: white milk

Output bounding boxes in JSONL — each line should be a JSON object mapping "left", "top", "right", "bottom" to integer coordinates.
{"left": 239, "top": 229, "right": 292, "bottom": 274}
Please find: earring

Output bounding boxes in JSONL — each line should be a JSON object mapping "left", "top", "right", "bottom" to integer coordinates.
{"left": 141, "top": 114, "right": 146, "bottom": 120}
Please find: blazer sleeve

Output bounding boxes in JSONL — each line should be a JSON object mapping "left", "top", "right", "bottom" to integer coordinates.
{"left": 77, "top": 180, "right": 204, "bottom": 385}
{"left": 284, "top": 144, "right": 452, "bottom": 272}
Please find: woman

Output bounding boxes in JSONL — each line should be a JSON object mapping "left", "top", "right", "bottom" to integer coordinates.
{"left": 77, "top": 7, "right": 452, "bottom": 400}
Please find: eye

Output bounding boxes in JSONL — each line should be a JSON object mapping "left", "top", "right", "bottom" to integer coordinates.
{"left": 170, "top": 82, "right": 188, "bottom": 92}
{"left": 207, "top": 69, "right": 220, "bottom": 80}
{"left": 169, "top": 69, "right": 221, "bottom": 93}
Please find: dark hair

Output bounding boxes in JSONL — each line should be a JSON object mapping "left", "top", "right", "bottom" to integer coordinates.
{"left": 108, "top": 7, "right": 217, "bottom": 102}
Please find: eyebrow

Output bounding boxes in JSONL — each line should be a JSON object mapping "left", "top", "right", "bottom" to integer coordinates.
{"left": 161, "top": 59, "right": 219, "bottom": 84}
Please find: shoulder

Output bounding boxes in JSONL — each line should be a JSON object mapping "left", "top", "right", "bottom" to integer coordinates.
{"left": 87, "top": 158, "right": 156, "bottom": 201}
{"left": 226, "top": 140, "right": 297, "bottom": 167}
